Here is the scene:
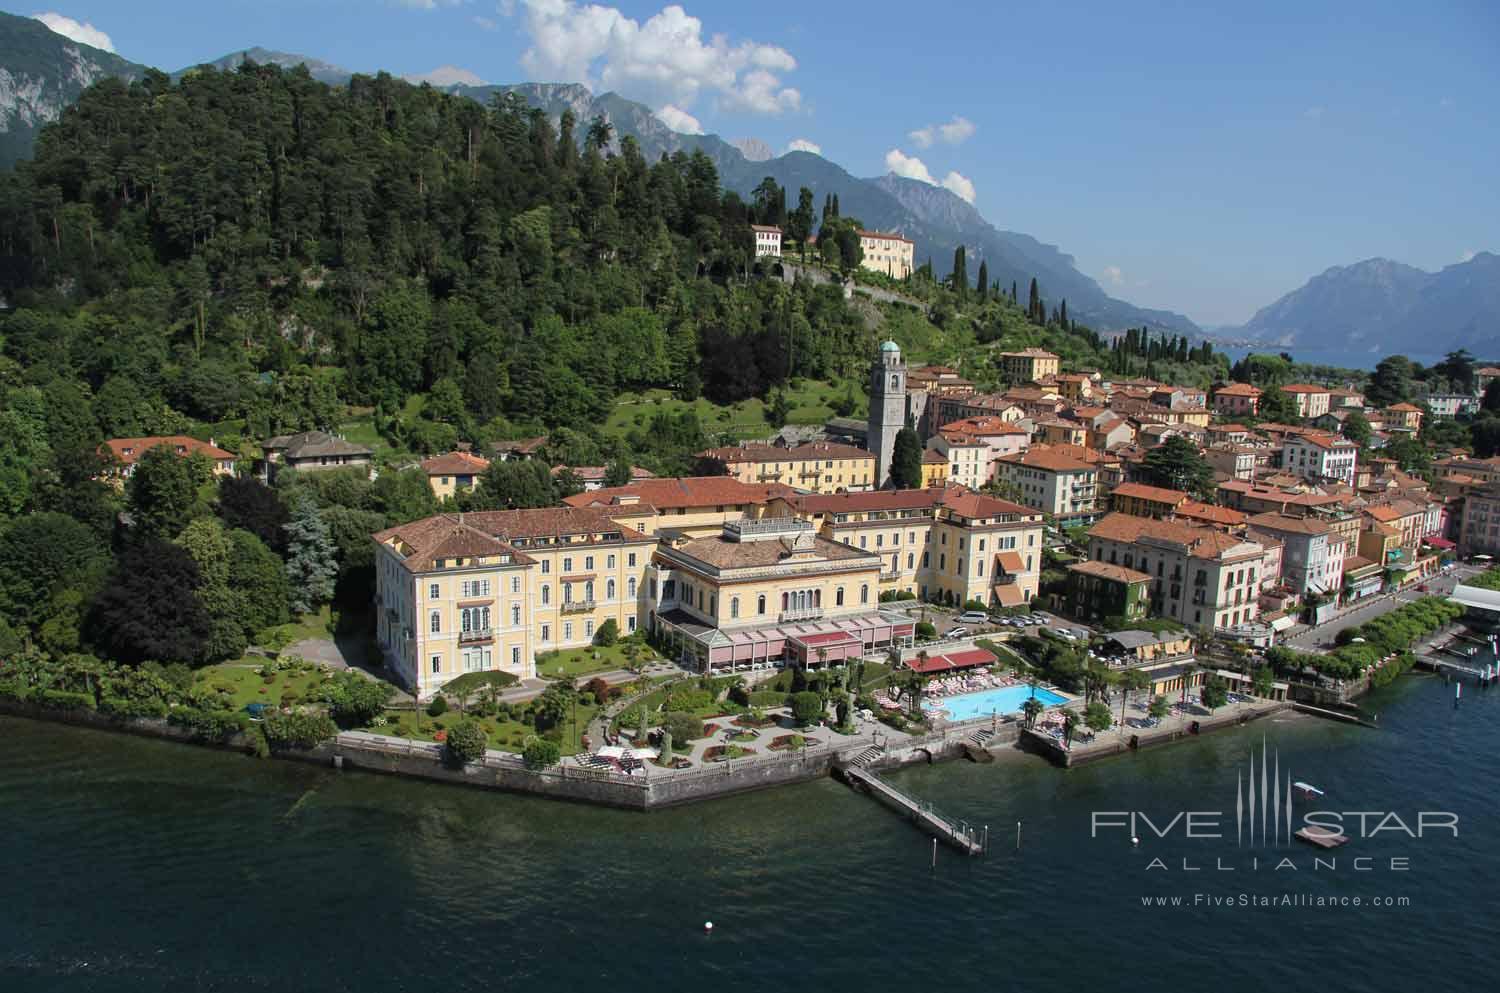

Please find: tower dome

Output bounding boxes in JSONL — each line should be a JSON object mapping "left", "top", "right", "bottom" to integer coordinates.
{"left": 880, "top": 340, "right": 901, "bottom": 353}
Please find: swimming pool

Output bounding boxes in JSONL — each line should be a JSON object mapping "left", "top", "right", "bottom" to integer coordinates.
{"left": 923, "top": 685, "right": 1068, "bottom": 722}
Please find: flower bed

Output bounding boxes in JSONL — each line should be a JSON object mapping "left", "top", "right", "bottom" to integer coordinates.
{"left": 701, "top": 723, "right": 722, "bottom": 737}
{"left": 702, "top": 745, "right": 757, "bottom": 762}
{"left": 733, "top": 713, "right": 777, "bottom": 729}
{"left": 727, "top": 729, "right": 759, "bottom": 743}
{"left": 768, "top": 734, "right": 806, "bottom": 751}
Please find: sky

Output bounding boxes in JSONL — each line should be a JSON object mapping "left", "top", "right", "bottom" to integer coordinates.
{"left": 20, "top": 0, "right": 1500, "bottom": 327}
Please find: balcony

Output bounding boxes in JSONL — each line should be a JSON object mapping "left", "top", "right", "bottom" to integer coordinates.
{"left": 880, "top": 570, "right": 902, "bottom": 581}
{"left": 779, "top": 607, "right": 824, "bottom": 623}
{"left": 459, "top": 628, "right": 494, "bottom": 643}
{"left": 561, "top": 599, "right": 596, "bottom": 614}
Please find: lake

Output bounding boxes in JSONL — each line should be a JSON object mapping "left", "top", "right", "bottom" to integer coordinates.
{"left": 3, "top": 670, "right": 1497, "bottom": 991}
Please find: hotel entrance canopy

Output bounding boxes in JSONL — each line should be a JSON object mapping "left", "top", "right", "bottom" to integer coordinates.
{"left": 655, "top": 608, "right": 916, "bottom": 670}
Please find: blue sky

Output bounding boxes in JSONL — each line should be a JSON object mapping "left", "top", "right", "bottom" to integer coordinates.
{"left": 22, "top": 0, "right": 1500, "bottom": 326}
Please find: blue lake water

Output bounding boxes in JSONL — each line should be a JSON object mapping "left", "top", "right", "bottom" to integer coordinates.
{"left": 2, "top": 669, "right": 1498, "bottom": 992}
{"left": 925, "top": 685, "right": 1068, "bottom": 721}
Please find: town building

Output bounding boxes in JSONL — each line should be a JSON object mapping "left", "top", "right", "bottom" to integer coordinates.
{"left": 488, "top": 437, "right": 548, "bottom": 461}
{"left": 1280, "top": 384, "right": 1332, "bottom": 419}
{"left": 1245, "top": 512, "right": 1347, "bottom": 597}
{"left": 556, "top": 465, "right": 656, "bottom": 491}
{"left": 256, "top": 431, "right": 371, "bottom": 481}
{"left": 421, "top": 451, "right": 490, "bottom": 501}
{"left": 104, "top": 435, "right": 237, "bottom": 480}
{"left": 928, "top": 435, "right": 989, "bottom": 491}
{"left": 997, "top": 348, "right": 1061, "bottom": 385}
{"left": 1064, "top": 560, "right": 1151, "bottom": 624}
{"left": 1282, "top": 433, "right": 1358, "bottom": 487}
{"left": 1383, "top": 402, "right": 1424, "bottom": 432}
{"left": 1212, "top": 382, "right": 1262, "bottom": 417}
{"left": 647, "top": 517, "right": 915, "bottom": 672}
{"left": 1424, "top": 393, "right": 1478, "bottom": 419}
{"left": 920, "top": 449, "right": 950, "bottom": 488}
{"left": 1457, "top": 482, "right": 1500, "bottom": 558}
{"left": 774, "top": 486, "right": 1047, "bottom": 607}
{"left": 696, "top": 441, "right": 876, "bottom": 494}
{"left": 1110, "top": 482, "right": 1189, "bottom": 519}
{"left": 1086, "top": 513, "right": 1273, "bottom": 631}
{"left": 994, "top": 446, "right": 1099, "bottom": 520}
{"left": 937, "top": 416, "right": 1029, "bottom": 472}
{"left": 373, "top": 507, "right": 657, "bottom": 699}
{"left": 858, "top": 230, "right": 915, "bottom": 279}
{"left": 563, "top": 476, "right": 796, "bottom": 537}
{"left": 751, "top": 224, "right": 782, "bottom": 258}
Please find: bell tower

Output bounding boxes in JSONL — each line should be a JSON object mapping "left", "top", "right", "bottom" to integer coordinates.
{"left": 868, "top": 340, "right": 907, "bottom": 487}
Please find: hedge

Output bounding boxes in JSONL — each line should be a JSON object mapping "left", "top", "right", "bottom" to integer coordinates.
{"left": 100, "top": 696, "right": 169, "bottom": 719}
{"left": 168, "top": 707, "right": 246, "bottom": 741}
{"left": 263, "top": 712, "right": 338, "bottom": 750}
{"left": 36, "top": 689, "right": 95, "bottom": 711}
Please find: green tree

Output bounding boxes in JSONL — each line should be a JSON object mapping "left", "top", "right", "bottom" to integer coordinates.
{"left": 227, "top": 529, "right": 290, "bottom": 634}
{"left": 283, "top": 495, "right": 337, "bottom": 614}
{"left": 1366, "top": 355, "right": 1414, "bottom": 408}
{"left": 1201, "top": 674, "right": 1228, "bottom": 712}
{"left": 1148, "top": 695, "right": 1170, "bottom": 720}
{"left": 370, "top": 468, "right": 437, "bottom": 522}
{"left": 890, "top": 428, "right": 924, "bottom": 489}
{"left": 524, "top": 738, "right": 561, "bottom": 768}
{"left": 1257, "top": 385, "right": 1300, "bottom": 423}
{"left": 86, "top": 540, "right": 213, "bottom": 665}
{"left": 1021, "top": 696, "right": 1043, "bottom": 729}
{"left": 593, "top": 618, "right": 619, "bottom": 647}
{"left": 0, "top": 512, "right": 109, "bottom": 632}
{"left": 534, "top": 683, "right": 573, "bottom": 731}
{"left": 1062, "top": 708, "right": 1081, "bottom": 748}
{"left": 975, "top": 259, "right": 989, "bottom": 301}
{"left": 126, "top": 445, "right": 199, "bottom": 540}
{"left": 663, "top": 710, "right": 702, "bottom": 744}
{"left": 1084, "top": 700, "right": 1113, "bottom": 732}
{"left": 952, "top": 245, "right": 968, "bottom": 300}
{"left": 787, "top": 187, "right": 815, "bottom": 259}
{"left": 791, "top": 690, "right": 825, "bottom": 725}
{"left": 175, "top": 516, "right": 247, "bottom": 662}
{"left": 1140, "top": 435, "right": 1214, "bottom": 497}
{"left": 1342, "top": 409, "right": 1372, "bottom": 446}
{"left": 1119, "top": 668, "right": 1149, "bottom": 727}
{"left": 445, "top": 719, "right": 489, "bottom": 764}
{"left": 1483, "top": 381, "right": 1500, "bottom": 412}
{"left": 603, "top": 457, "right": 632, "bottom": 488}
{"left": 321, "top": 670, "right": 395, "bottom": 726}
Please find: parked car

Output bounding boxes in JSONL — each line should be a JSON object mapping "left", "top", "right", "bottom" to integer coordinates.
{"left": 946, "top": 627, "right": 968, "bottom": 639}
{"left": 957, "top": 610, "right": 988, "bottom": 624}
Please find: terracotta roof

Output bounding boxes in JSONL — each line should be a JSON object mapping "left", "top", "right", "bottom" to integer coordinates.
{"left": 999, "top": 348, "right": 1059, "bottom": 360}
{"left": 857, "top": 229, "right": 914, "bottom": 244}
{"left": 1246, "top": 512, "right": 1332, "bottom": 536}
{"left": 998, "top": 447, "right": 1092, "bottom": 473}
{"left": 790, "top": 488, "right": 947, "bottom": 515}
{"left": 1386, "top": 402, "right": 1423, "bottom": 413}
{"left": 421, "top": 451, "right": 490, "bottom": 475}
{"left": 1280, "top": 383, "right": 1330, "bottom": 394}
{"left": 1343, "top": 555, "right": 1379, "bottom": 572}
{"left": 937, "top": 488, "right": 1040, "bottom": 520}
{"left": 939, "top": 416, "right": 1027, "bottom": 437}
{"left": 557, "top": 465, "right": 655, "bottom": 483}
{"left": 697, "top": 441, "right": 873, "bottom": 464}
{"left": 489, "top": 436, "right": 547, "bottom": 455}
{"left": 565, "top": 476, "right": 797, "bottom": 510}
{"left": 1362, "top": 505, "right": 1402, "bottom": 522}
{"left": 750, "top": 224, "right": 782, "bottom": 233}
{"left": 1287, "top": 431, "right": 1355, "bottom": 450}
{"left": 104, "top": 435, "right": 234, "bottom": 466}
{"left": 1088, "top": 512, "right": 1262, "bottom": 560}
{"left": 1068, "top": 560, "right": 1151, "bottom": 584}
{"left": 1176, "top": 501, "right": 1246, "bottom": 527}
{"left": 1112, "top": 482, "right": 1188, "bottom": 505}
{"left": 670, "top": 533, "right": 874, "bottom": 570}
{"left": 921, "top": 449, "right": 948, "bottom": 464}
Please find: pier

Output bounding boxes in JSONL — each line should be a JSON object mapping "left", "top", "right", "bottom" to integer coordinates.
{"left": 837, "top": 763, "right": 985, "bottom": 855}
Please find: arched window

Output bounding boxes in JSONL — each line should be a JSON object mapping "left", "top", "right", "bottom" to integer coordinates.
{"left": 814, "top": 589, "right": 822, "bottom": 607}
{"left": 430, "top": 612, "right": 440, "bottom": 633}
{"left": 607, "top": 579, "right": 616, "bottom": 600}
{"left": 836, "top": 587, "right": 845, "bottom": 606}
{"left": 860, "top": 584, "right": 869, "bottom": 604}
{"left": 585, "top": 580, "right": 595, "bottom": 602}
{"left": 628, "top": 578, "right": 637, "bottom": 598}
{"left": 781, "top": 591, "right": 789, "bottom": 610}
{"left": 541, "top": 585, "right": 550, "bottom": 605}
{"left": 731, "top": 597, "right": 740, "bottom": 619}
{"left": 758, "top": 594, "right": 767, "bottom": 615}
{"left": 890, "top": 374, "right": 899, "bottom": 389}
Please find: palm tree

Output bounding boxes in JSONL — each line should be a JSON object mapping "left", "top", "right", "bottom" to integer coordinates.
{"left": 1062, "top": 708, "right": 1081, "bottom": 749}
{"left": 1120, "top": 669, "right": 1150, "bottom": 728}
{"left": 1022, "top": 696, "right": 1044, "bottom": 730}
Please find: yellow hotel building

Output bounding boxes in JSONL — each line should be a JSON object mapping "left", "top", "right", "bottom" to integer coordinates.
{"left": 697, "top": 441, "right": 876, "bottom": 494}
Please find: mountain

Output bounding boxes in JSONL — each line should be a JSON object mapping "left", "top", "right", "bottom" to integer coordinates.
{"left": 174, "top": 47, "right": 352, "bottom": 85}
{"left": 0, "top": 24, "right": 1198, "bottom": 334}
{"left": 1234, "top": 254, "right": 1500, "bottom": 353}
{"left": 0, "top": 10, "right": 146, "bottom": 168}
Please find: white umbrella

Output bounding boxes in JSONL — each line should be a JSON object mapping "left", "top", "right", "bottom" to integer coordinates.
{"left": 596, "top": 745, "right": 625, "bottom": 758}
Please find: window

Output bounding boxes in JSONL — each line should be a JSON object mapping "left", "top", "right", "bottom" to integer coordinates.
{"left": 510, "top": 576, "right": 520, "bottom": 594}
{"left": 608, "top": 554, "right": 616, "bottom": 569}
{"left": 585, "top": 580, "right": 595, "bottom": 602}
{"left": 628, "top": 553, "right": 637, "bottom": 567}
{"left": 607, "top": 579, "right": 616, "bottom": 600}
{"left": 541, "top": 624, "right": 551, "bottom": 642}
{"left": 628, "top": 617, "right": 636, "bottom": 632}
{"left": 460, "top": 606, "right": 490, "bottom": 633}
{"left": 836, "top": 587, "right": 845, "bottom": 606}
{"left": 512, "top": 646, "right": 522, "bottom": 668}
{"left": 462, "top": 647, "right": 490, "bottom": 672}
{"left": 731, "top": 597, "right": 740, "bottom": 619}
{"left": 541, "top": 560, "right": 550, "bottom": 574}
{"left": 585, "top": 620, "right": 594, "bottom": 639}
{"left": 958, "top": 558, "right": 965, "bottom": 575}
{"left": 977, "top": 561, "right": 984, "bottom": 577}
{"left": 460, "top": 579, "right": 491, "bottom": 598}
{"left": 758, "top": 594, "right": 767, "bottom": 615}
{"left": 564, "top": 622, "right": 573, "bottom": 641}
{"left": 940, "top": 554, "right": 946, "bottom": 570}
{"left": 628, "top": 577, "right": 637, "bottom": 598}
{"left": 860, "top": 584, "right": 869, "bottom": 604}
{"left": 431, "top": 655, "right": 441, "bottom": 674}
{"left": 541, "top": 585, "right": 550, "bottom": 605}
{"left": 563, "top": 557, "right": 573, "bottom": 573}
{"left": 907, "top": 553, "right": 915, "bottom": 569}
{"left": 429, "top": 583, "right": 440, "bottom": 598}
{"left": 585, "top": 556, "right": 594, "bottom": 571}
{"left": 430, "top": 612, "right": 441, "bottom": 633}
{"left": 510, "top": 604, "right": 521, "bottom": 626}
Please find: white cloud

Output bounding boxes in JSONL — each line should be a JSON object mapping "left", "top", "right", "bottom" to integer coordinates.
{"left": 786, "top": 138, "right": 821, "bottom": 155}
{"left": 405, "top": 66, "right": 489, "bottom": 87}
{"left": 513, "top": 1, "right": 800, "bottom": 116}
{"left": 908, "top": 115, "right": 975, "bottom": 148}
{"left": 1102, "top": 265, "right": 1125, "bottom": 287}
{"left": 884, "top": 149, "right": 976, "bottom": 203}
{"left": 941, "top": 171, "right": 976, "bottom": 204}
{"left": 31, "top": 12, "right": 115, "bottom": 52}
{"left": 655, "top": 104, "right": 703, "bottom": 134}
{"left": 393, "top": 0, "right": 467, "bottom": 8}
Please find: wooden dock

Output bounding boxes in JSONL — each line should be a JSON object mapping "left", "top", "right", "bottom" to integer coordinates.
{"left": 840, "top": 765, "right": 984, "bottom": 855}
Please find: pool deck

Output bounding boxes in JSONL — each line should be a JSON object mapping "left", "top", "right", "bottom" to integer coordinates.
{"left": 1022, "top": 696, "right": 1292, "bottom": 767}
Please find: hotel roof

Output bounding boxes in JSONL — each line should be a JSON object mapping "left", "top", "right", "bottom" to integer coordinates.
{"left": 1112, "top": 482, "right": 1189, "bottom": 505}
{"left": 998, "top": 446, "right": 1093, "bottom": 473}
{"left": 564, "top": 476, "right": 796, "bottom": 510}
{"left": 697, "top": 441, "right": 874, "bottom": 464}
{"left": 1068, "top": 560, "right": 1151, "bottom": 584}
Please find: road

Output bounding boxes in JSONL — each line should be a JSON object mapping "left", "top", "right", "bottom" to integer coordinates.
{"left": 1281, "top": 563, "right": 1479, "bottom": 652}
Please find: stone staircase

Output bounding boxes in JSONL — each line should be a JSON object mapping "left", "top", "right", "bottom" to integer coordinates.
{"left": 969, "top": 728, "right": 997, "bottom": 747}
{"left": 850, "top": 745, "right": 884, "bottom": 768}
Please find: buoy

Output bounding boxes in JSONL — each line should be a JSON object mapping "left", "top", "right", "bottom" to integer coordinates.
{"left": 704, "top": 921, "right": 714, "bottom": 932}
{"left": 1132, "top": 836, "right": 1140, "bottom": 846}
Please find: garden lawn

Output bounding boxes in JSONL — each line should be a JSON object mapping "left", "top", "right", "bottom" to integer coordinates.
{"left": 536, "top": 643, "right": 654, "bottom": 680}
{"left": 195, "top": 662, "right": 336, "bottom": 711}
{"left": 369, "top": 700, "right": 600, "bottom": 757}
{"left": 254, "top": 605, "right": 334, "bottom": 651}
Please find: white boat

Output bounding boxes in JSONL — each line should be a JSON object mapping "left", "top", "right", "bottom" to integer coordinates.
{"left": 1293, "top": 781, "right": 1325, "bottom": 797}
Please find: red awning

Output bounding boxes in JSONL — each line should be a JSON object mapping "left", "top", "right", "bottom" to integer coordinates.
{"left": 1424, "top": 537, "right": 1455, "bottom": 550}
{"left": 904, "top": 647, "right": 997, "bottom": 674}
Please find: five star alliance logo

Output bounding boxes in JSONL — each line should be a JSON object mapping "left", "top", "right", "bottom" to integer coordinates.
{"left": 1236, "top": 737, "right": 1293, "bottom": 846}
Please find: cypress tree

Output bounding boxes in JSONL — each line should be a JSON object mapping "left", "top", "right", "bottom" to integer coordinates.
{"left": 1028, "top": 278, "right": 1040, "bottom": 322}
{"left": 952, "top": 245, "right": 967, "bottom": 300}
{"left": 1011, "top": 281, "right": 1018, "bottom": 303}
{"left": 1059, "top": 298, "right": 1067, "bottom": 327}
{"left": 976, "top": 260, "right": 989, "bottom": 302}
{"left": 831, "top": 194, "right": 840, "bottom": 218}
